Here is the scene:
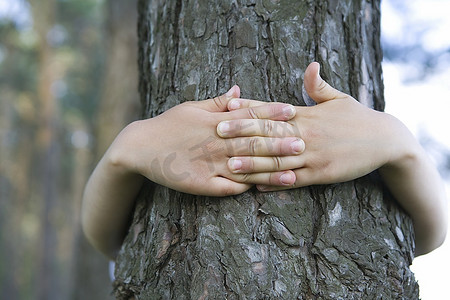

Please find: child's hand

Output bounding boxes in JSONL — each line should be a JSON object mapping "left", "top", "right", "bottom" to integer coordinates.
{"left": 220, "top": 62, "right": 415, "bottom": 191}
{"left": 84, "top": 86, "right": 310, "bottom": 258}
{"left": 106, "top": 86, "right": 305, "bottom": 196}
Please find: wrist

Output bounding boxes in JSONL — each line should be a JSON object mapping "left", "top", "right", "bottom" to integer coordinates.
{"left": 379, "top": 114, "right": 421, "bottom": 172}
{"left": 106, "top": 120, "right": 151, "bottom": 175}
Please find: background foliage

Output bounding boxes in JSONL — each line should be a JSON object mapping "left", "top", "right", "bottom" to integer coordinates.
{"left": 0, "top": 0, "right": 137, "bottom": 299}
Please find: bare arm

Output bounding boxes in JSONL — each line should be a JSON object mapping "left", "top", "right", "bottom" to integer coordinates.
{"left": 220, "top": 62, "right": 448, "bottom": 256}
{"left": 379, "top": 137, "right": 448, "bottom": 256}
{"left": 82, "top": 145, "right": 144, "bottom": 259}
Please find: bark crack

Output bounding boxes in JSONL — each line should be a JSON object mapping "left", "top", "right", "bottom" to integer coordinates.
{"left": 342, "top": 12, "right": 356, "bottom": 99}
{"left": 263, "top": 20, "right": 274, "bottom": 103}
{"left": 312, "top": 0, "right": 321, "bottom": 65}
{"left": 171, "top": 0, "right": 182, "bottom": 93}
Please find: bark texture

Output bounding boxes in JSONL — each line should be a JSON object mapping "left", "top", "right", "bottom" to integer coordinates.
{"left": 114, "top": 1, "right": 419, "bottom": 299}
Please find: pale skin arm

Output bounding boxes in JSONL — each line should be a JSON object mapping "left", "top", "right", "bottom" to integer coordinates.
{"left": 82, "top": 86, "right": 304, "bottom": 259}
{"left": 220, "top": 62, "right": 448, "bottom": 256}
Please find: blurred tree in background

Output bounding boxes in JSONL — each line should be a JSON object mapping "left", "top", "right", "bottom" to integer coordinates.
{"left": 0, "top": 0, "right": 138, "bottom": 299}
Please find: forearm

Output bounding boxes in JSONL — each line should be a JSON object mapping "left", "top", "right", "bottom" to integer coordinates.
{"left": 379, "top": 127, "right": 448, "bottom": 256}
{"left": 81, "top": 124, "right": 145, "bottom": 259}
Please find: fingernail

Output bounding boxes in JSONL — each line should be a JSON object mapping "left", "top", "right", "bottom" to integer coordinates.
{"left": 290, "top": 139, "right": 304, "bottom": 153}
{"left": 229, "top": 158, "right": 242, "bottom": 172}
{"left": 229, "top": 99, "right": 240, "bottom": 110}
{"left": 280, "top": 172, "right": 294, "bottom": 185}
{"left": 226, "top": 86, "right": 235, "bottom": 97}
{"left": 282, "top": 105, "right": 296, "bottom": 118}
{"left": 217, "top": 121, "right": 230, "bottom": 135}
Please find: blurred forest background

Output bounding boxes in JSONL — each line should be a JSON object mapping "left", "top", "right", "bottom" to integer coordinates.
{"left": 0, "top": 0, "right": 449, "bottom": 299}
{"left": 0, "top": 0, "right": 139, "bottom": 299}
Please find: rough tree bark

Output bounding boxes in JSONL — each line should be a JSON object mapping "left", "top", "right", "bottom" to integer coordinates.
{"left": 114, "top": 1, "right": 419, "bottom": 299}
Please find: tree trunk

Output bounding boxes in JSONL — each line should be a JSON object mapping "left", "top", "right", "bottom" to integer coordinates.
{"left": 114, "top": 0, "right": 419, "bottom": 298}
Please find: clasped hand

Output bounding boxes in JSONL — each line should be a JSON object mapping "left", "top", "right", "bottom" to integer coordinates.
{"left": 83, "top": 62, "right": 448, "bottom": 258}
{"left": 113, "top": 62, "right": 405, "bottom": 196}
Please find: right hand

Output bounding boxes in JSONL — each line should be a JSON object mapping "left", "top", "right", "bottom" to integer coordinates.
{"left": 219, "top": 62, "right": 417, "bottom": 191}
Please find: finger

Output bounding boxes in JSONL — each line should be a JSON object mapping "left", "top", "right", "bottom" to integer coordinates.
{"left": 256, "top": 167, "right": 324, "bottom": 191}
{"left": 228, "top": 156, "right": 305, "bottom": 174}
{"left": 217, "top": 119, "right": 298, "bottom": 138}
{"left": 195, "top": 85, "right": 241, "bottom": 112}
{"left": 304, "top": 62, "right": 349, "bottom": 104}
{"left": 227, "top": 170, "right": 297, "bottom": 186}
{"left": 207, "top": 177, "right": 251, "bottom": 196}
{"left": 222, "top": 103, "right": 296, "bottom": 127}
{"left": 225, "top": 137, "right": 304, "bottom": 156}
{"left": 227, "top": 98, "right": 268, "bottom": 111}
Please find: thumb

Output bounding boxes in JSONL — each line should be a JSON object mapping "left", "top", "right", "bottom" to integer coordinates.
{"left": 304, "top": 62, "right": 346, "bottom": 104}
{"left": 196, "top": 85, "right": 241, "bottom": 112}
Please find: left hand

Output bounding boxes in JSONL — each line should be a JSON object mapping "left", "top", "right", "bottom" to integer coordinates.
{"left": 109, "top": 85, "right": 305, "bottom": 196}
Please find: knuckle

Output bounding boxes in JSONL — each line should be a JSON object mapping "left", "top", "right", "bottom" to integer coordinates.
{"left": 248, "top": 137, "right": 260, "bottom": 155}
{"left": 213, "top": 96, "right": 224, "bottom": 110}
{"left": 236, "top": 119, "right": 245, "bottom": 132}
{"left": 317, "top": 79, "right": 328, "bottom": 93}
{"left": 247, "top": 107, "right": 259, "bottom": 119}
{"left": 270, "top": 105, "right": 279, "bottom": 118}
{"left": 237, "top": 173, "right": 252, "bottom": 183}
{"left": 269, "top": 172, "right": 280, "bottom": 185}
{"left": 229, "top": 120, "right": 244, "bottom": 136}
{"left": 224, "top": 120, "right": 239, "bottom": 136}
{"left": 263, "top": 120, "right": 274, "bottom": 136}
{"left": 302, "top": 126, "right": 318, "bottom": 141}
{"left": 277, "top": 139, "right": 285, "bottom": 155}
{"left": 271, "top": 156, "right": 282, "bottom": 170}
{"left": 244, "top": 157, "right": 254, "bottom": 172}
